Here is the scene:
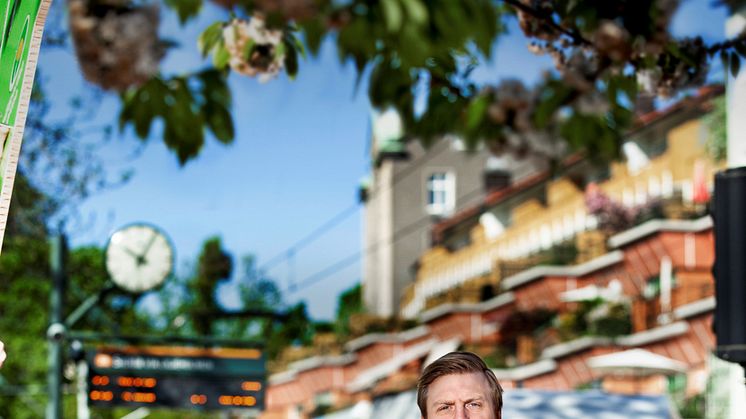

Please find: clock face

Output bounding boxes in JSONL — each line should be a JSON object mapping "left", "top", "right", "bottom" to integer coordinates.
{"left": 105, "top": 224, "right": 174, "bottom": 293}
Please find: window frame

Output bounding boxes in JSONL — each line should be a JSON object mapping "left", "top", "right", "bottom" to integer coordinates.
{"left": 425, "top": 171, "right": 456, "bottom": 216}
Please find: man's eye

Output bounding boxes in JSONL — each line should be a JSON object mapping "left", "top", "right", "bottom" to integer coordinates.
{"left": 467, "top": 402, "right": 482, "bottom": 409}
{"left": 437, "top": 405, "right": 452, "bottom": 412}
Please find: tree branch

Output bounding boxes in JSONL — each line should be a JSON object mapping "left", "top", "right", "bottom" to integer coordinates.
{"left": 500, "top": 0, "right": 593, "bottom": 47}
{"left": 707, "top": 31, "right": 746, "bottom": 55}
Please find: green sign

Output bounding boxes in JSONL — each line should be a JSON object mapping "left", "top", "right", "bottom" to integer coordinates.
{"left": 0, "top": 0, "right": 40, "bottom": 125}
{"left": 0, "top": 0, "right": 50, "bottom": 252}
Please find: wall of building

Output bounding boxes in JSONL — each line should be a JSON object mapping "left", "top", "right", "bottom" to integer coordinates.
{"left": 363, "top": 138, "right": 494, "bottom": 317}
{"left": 363, "top": 160, "right": 395, "bottom": 316}
{"left": 263, "top": 225, "right": 718, "bottom": 418}
{"left": 266, "top": 91, "right": 724, "bottom": 418}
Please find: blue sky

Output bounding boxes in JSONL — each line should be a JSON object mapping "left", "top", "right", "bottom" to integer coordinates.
{"left": 35, "top": 1, "right": 727, "bottom": 320}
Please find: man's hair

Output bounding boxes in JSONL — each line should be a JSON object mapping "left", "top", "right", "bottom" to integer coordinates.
{"left": 416, "top": 351, "right": 503, "bottom": 418}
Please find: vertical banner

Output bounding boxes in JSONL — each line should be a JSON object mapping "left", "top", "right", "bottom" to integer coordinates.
{"left": 0, "top": 0, "right": 51, "bottom": 252}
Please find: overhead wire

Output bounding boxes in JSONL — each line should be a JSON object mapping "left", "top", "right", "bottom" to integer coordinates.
{"left": 259, "top": 138, "right": 455, "bottom": 275}
{"left": 258, "top": 202, "right": 361, "bottom": 272}
{"left": 263, "top": 137, "right": 486, "bottom": 294}
{"left": 283, "top": 183, "right": 487, "bottom": 294}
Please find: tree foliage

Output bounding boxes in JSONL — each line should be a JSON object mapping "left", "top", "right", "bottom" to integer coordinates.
{"left": 334, "top": 282, "right": 363, "bottom": 337}
{"left": 262, "top": 301, "right": 313, "bottom": 360}
{"left": 0, "top": 219, "right": 308, "bottom": 416}
{"left": 185, "top": 236, "right": 233, "bottom": 335}
{"left": 0, "top": 175, "right": 150, "bottom": 417}
{"left": 20, "top": 75, "right": 132, "bottom": 225}
{"left": 0, "top": 178, "right": 51, "bottom": 418}
{"left": 118, "top": 69, "right": 234, "bottom": 164}
{"left": 158, "top": 236, "right": 312, "bottom": 362}
{"left": 61, "top": 0, "right": 746, "bottom": 164}
{"left": 704, "top": 95, "right": 728, "bottom": 161}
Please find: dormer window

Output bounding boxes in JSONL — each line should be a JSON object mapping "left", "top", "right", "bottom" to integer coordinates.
{"left": 426, "top": 172, "right": 455, "bottom": 216}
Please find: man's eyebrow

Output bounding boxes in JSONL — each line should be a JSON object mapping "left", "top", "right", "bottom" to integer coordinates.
{"left": 432, "top": 396, "right": 485, "bottom": 405}
{"left": 465, "top": 397, "right": 486, "bottom": 403}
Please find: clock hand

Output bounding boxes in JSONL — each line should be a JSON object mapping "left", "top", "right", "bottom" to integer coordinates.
{"left": 122, "top": 246, "right": 140, "bottom": 259}
{"left": 139, "top": 230, "right": 158, "bottom": 258}
{"left": 122, "top": 246, "right": 147, "bottom": 266}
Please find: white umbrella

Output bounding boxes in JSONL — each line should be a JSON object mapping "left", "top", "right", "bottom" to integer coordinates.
{"left": 588, "top": 348, "right": 687, "bottom": 376}
{"left": 561, "top": 280, "right": 624, "bottom": 303}
{"left": 561, "top": 285, "right": 601, "bottom": 302}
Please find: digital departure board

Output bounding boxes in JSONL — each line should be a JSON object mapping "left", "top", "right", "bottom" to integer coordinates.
{"left": 87, "top": 345, "right": 265, "bottom": 411}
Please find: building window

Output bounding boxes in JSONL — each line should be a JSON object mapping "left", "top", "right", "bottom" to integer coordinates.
{"left": 426, "top": 172, "right": 455, "bottom": 216}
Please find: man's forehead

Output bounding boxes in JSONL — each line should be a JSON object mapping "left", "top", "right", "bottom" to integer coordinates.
{"left": 428, "top": 372, "right": 492, "bottom": 399}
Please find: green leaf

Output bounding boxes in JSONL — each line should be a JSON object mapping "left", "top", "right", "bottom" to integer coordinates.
{"left": 666, "top": 42, "right": 696, "bottom": 67}
{"left": 731, "top": 52, "right": 741, "bottom": 78}
{"left": 559, "top": 113, "right": 622, "bottom": 160}
{"left": 213, "top": 44, "right": 231, "bottom": 69}
{"left": 205, "top": 103, "right": 234, "bottom": 143}
{"left": 199, "top": 70, "right": 232, "bottom": 108}
{"left": 284, "top": 41, "right": 299, "bottom": 79}
{"left": 275, "top": 41, "right": 286, "bottom": 60}
{"left": 301, "top": 19, "right": 325, "bottom": 56}
{"left": 402, "top": 0, "right": 428, "bottom": 26}
{"left": 465, "top": 94, "right": 488, "bottom": 131}
{"left": 381, "top": 0, "right": 403, "bottom": 32}
{"left": 242, "top": 38, "right": 256, "bottom": 61}
{"left": 164, "top": 0, "right": 203, "bottom": 24}
{"left": 285, "top": 32, "right": 306, "bottom": 59}
{"left": 606, "top": 74, "right": 637, "bottom": 104}
{"left": 534, "top": 80, "right": 573, "bottom": 129}
{"left": 198, "top": 21, "right": 225, "bottom": 57}
{"left": 132, "top": 95, "right": 153, "bottom": 138}
{"left": 118, "top": 70, "right": 234, "bottom": 165}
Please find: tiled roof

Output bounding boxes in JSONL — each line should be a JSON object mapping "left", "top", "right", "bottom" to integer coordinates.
{"left": 345, "top": 338, "right": 438, "bottom": 393}
{"left": 632, "top": 84, "right": 724, "bottom": 129}
{"left": 431, "top": 85, "right": 723, "bottom": 243}
{"left": 344, "top": 325, "right": 430, "bottom": 352}
{"left": 418, "top": 292, "right": 515, "bottom": 323}
{"left": 607, "top": 216, "right": 712, "bottom": 248}
{"left": 501, "top": 250, "right": 624, "bottom": 291}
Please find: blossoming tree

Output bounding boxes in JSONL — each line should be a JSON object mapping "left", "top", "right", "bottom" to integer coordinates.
{"left": 66, "top": 0, "right": 746, "bottom": 164}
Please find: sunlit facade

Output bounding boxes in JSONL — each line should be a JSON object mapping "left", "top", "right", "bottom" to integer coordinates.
{"left": 260, "top": 86, "right": 736, "bottom": 419}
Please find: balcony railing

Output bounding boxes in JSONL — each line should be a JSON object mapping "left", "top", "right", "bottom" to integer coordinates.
{"left": 631, "top": 283, "right": 715, "bottom": 332}
{"left": 404, "top": 140, "right": 719, "bottom": 318}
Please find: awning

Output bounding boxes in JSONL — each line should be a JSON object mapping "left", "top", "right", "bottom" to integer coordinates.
{"left": 588, "top": 348, "right": 687, "bottom": 376}
{"left": 560, "top": 279, "right": 624, "bottom": 303}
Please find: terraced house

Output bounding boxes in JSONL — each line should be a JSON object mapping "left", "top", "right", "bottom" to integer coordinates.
{"left": 260, "top": 86, "right": 735, "bottom": 419}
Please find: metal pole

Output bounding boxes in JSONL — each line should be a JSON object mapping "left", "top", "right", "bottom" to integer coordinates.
{"left": 46, "top": 233, "right": 67, "bottom": 419}
{"left": 726, "top": 6, "right": 746, "bottom": 169}
{"left": 76, "top": 360, "right": 90, "bottom": 419}
{"left": 725, "top": 4, "right": 746, "bottom": 388}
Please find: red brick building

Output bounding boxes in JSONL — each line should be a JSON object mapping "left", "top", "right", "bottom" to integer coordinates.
{"left": 260, "top": 88, "right": 722, "bottom": 418}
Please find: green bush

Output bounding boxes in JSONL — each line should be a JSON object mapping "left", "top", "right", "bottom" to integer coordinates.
{"left": 590, "top": 303, "right": 631, "bottom": 337}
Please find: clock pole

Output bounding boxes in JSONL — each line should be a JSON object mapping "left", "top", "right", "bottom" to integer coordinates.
{"left": 44, "top": 223, "right": 175, "bottom": 418}
{"left": 47, "top": 232, "right": 67, "bottom": 419}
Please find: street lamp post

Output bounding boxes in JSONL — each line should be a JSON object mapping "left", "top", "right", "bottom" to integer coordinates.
{"left": 46, "top": 233, "right": 67, "bottom": 419}
{"left": 713, "top": 6, "right": 746, "bottom": 393}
